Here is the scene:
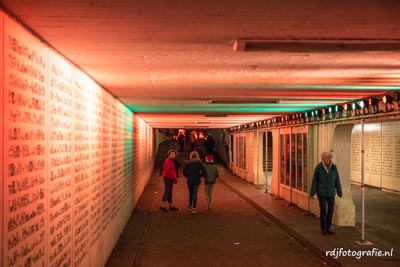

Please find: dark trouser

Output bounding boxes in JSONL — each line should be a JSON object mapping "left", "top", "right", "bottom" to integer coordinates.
{"left": 205, "top": 183, "right": 215, "bottom": 202}
{"left": 318, "top": 195, "right": 335, "bottom": 233}
{"left": 188, "top": 184, "right": 200, "bottom": 208}
{"left": 162, "top": 179, "right": 174, "bottom": 203}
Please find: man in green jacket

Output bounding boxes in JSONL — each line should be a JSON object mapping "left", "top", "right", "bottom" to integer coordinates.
{"left": 310, "top": 151, "right": 342, "bottom": 236}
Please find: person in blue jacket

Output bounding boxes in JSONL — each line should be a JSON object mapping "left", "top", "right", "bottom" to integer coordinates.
{"left": 310, "top": 151, "right": 342, "bottom": 236}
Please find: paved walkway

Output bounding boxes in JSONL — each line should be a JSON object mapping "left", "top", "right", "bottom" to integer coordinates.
{"left": 106, "top": 151, "right": 399, "bottom": 267}
{"left": 218, "top": 167, "right": 399, "bottom": 267}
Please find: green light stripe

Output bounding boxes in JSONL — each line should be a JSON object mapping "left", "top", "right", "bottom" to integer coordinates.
{"left": 128, "top": 103, "right": 330, "bottom": 113}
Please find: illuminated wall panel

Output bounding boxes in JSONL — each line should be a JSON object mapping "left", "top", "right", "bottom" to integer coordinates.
{"left": 72, "top": 70, "right": 93, "bottom": 267}
{"left": 82, "top": 72, "right": 104, "bottom": 267}
{"left": 122, "top": 105, "right": 134, "bottom": 222}
{"left": 351, "top": 121, "right": 400, "bottom": 192}
{"left": 47, "top": 49, "right": 74, "bottom": 267}
{"left": 350, "top": 124, "right": 382, "bottom": 187}
{"left": 1, "top": 10, "right": 141, "bottom": 267}
{"left": 115, "top": 103, "right": 127, "bottom": 226}
{"left": 381, "top": 122, "right": 400, "bottom": 191}
{"left": 99, "top": 93, "right": 113, "bottom": 263}
{"left": 133, "top": 115, "right": 154, "bottom": 207}
{"left": 350, "top": 128, "right": 361, "bottom": 184}
{"left": 109, "top": 100, "right": 119, "bottom": 222}
{"left": 0, "top": 12, "right": 4, "bottom": 267}
{"left": 3, "top": 16, "right": 48, "bottom": 267}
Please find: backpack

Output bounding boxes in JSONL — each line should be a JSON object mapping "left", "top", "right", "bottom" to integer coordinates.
{"left": 205, "top": 164, "right": 219, "bottom": 184}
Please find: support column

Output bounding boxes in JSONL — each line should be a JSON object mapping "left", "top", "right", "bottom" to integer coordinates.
{"left": 332, "top": 124, "right": 356, "bottom": 226}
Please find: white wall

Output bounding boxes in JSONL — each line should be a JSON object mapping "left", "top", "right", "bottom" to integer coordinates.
{"left": 0, "top": 12, "right": 4, "bottom": 267}
{"left": 351, "top": 121, "right": 400, "bottom": 192}
{"left": 1, "top": 11, "right": 156, "bottom": 267}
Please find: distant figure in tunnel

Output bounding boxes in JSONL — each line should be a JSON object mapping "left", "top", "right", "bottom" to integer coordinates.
{"left": 178, "top": 132, "right": 185, "bottom": 152}
{"left": 160, "top": 149, "right": 179, "bottom": 212}
{"left": 204, "top": 132, "right": 215, "bottom": 155}
{"left": 183, "top": 151, "right": 205, "bottom": 214}
{"left": 204, "top": 154, "right": 219, "bottom": 209}
{"left": 310, "top": 151, "right": 342, "bottom": 236}
{"left": 189, "top": 130, "right": 197, "bottom": 151}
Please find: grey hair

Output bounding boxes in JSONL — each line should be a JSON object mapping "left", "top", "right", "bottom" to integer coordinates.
{"left": 321, "top": 151, "right": 333, "bottom": 160}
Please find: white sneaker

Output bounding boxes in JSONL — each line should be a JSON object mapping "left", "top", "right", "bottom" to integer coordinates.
{"left": 187, "top": 206, "right": 193, "bottom": 211}
{"left": 191, "top": 208, "right": 197, "bottom": 214}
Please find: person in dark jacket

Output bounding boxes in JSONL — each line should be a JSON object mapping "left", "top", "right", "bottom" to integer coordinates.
{"left": 205, "top": 132, "right": 215, "bottom": 155}
{"left": 310, "top": 151, "right": 342, "bottom": 235}
{"left": 178, "top": 132, "right": 185, "bottom": 152}
{"left": 160, "top": 149, "right": 179, "bottom": 212}
{"left": 173, "top": 158, "right": 181, "bottom": 178}
{"left": 183, "top": 151, "right": 205, "bottom": 213}
{"left": 204, "top": 154, "right": 219, "bottom": 209}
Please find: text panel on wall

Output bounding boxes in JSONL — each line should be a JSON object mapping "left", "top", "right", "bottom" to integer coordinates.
{"left": 75, "top": 69, "right": 103, "bottom": 267}
{"left": 47, "top": 49, "right": 75, "bottom": 267}
{"left": 2, "top": 11, "right": 135, "bottom": 267}
{"left": 3, "top": 15, "right": 48, "bottom": 267}
{"left": 351, "top": 121, "right": 400, "bottom": 192}
{"left": 1, "top": 11, "right": 4, "bottom": 267}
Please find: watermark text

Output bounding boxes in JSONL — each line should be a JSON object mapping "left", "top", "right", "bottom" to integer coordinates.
{"left": 326, "top": 248, "right": 394, "bottom": 259}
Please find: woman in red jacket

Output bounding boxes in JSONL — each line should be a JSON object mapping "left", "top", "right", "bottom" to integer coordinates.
{"left": 160, "top": 149, "right": 179, "bottom": 212}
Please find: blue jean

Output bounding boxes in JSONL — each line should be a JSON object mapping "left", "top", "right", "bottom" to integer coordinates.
{"left": 318, "top": 195, "right": 335, "bottom": 232}
{"left": 188, "top": 184, "right": 200, "bottom": 208}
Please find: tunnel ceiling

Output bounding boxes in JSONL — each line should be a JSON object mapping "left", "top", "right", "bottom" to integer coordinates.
{"left": 1, "top": 0, "right": 400, "bottom": 129}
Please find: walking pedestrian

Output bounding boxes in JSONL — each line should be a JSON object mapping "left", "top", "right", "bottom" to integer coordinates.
{"left": 189, "top": 130, "right": 197, "bottom": 151}
{"left": 310, "top": 151, "right": 342, "bottom": 235}
{"left": 204, "top": 154, "right": 219, "bottom": 209}
{"left": 205, "top": 132, "right": 215, "bottom": 155}
{"left": 160, "top": 149, "right": 179, "bottom": 212}
{"left": 178, "top": 132, "right": 185, "bottom": 152}
{"left": 183, "top": 151, "right": 205, "bottom": 213}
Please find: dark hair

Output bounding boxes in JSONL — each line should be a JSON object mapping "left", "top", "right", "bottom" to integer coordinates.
{"left": 168, "top": 149, "right": 178, "bottom": 156}
{"left": 189, "top": 151, "right": 199, "bottom": 159}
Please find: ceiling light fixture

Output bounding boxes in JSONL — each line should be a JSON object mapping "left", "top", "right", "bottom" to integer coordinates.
{"left": 233, "top": 38, "right": 400, "bottom": 52}
{"left": 210, "top": 99, "right": 277, "bottom": 104}
{"left": 204, "top": 114, "right": 228, "bottom": 117}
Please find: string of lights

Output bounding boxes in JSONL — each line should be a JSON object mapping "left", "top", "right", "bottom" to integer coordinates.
{"left": 229, "top": 92, "right": 400, "bottom": 133}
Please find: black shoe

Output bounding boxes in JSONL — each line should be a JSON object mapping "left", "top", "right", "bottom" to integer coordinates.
{"left": 327, "top": 230, "right": 335, "bottom": 235}
{"left": 169, "top": 206, "right": 179, "bottom": 211}
{"left": 160, "top": 206, "right": 168, "bottom": 212}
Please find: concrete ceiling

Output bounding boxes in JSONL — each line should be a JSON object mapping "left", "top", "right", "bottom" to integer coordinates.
{"left": 2, "top": 0, "right": 400, "bottom": 129}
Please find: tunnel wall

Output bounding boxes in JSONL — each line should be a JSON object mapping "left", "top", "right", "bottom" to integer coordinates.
{"left": 1, "top": 11, "right": 156, "bottom": 267}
